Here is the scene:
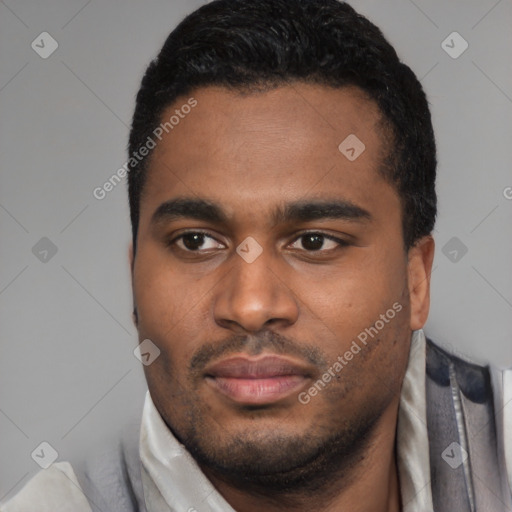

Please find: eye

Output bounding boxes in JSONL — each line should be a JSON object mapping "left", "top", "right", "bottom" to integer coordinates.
{"left": 170, "top": 231, "right": 225, "bottom": 252}
{"left": 288, "top": 232, "right": 348, "bottom": 252}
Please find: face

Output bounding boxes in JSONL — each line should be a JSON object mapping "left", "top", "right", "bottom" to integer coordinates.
{"left": 130, "top": 83, "right": 433, "bottom": 491}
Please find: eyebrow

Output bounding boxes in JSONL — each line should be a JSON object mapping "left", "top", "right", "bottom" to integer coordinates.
{"left": 150, "top": 197, "right": 372, "bottom": 227}
{"left": 273, "top": 199, "right": 372, "bottom": 224}
{"left": 151, "top": 197, "right": 229, "bottom": 226}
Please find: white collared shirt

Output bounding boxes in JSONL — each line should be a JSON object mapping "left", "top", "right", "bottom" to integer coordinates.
{"left": 2, "top": 330, "right": 511, "bottom": 511}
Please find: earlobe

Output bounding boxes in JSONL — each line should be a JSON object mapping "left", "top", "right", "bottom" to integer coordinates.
{"left": 407, "top": 235, "right": 435, "bottom": 331}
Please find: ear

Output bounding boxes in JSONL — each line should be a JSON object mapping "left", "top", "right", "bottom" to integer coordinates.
{"left": 407, "top": 235, "right": 435, "bottom": 331}
{"left": 129, "top": 243, "right": 138, "bottom": 328}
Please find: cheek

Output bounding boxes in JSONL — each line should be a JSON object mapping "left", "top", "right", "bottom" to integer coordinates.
{"left": 135, "top": 271, "right": 179, "bottom": 333}
{"left": 293, "top": 259, "right": 408, "bottom": 379}
{"left": 134, "top": 246, "right": 191, "bottom": 328}
{"left": 301, "top": 251, "right": 406, "bottom": 330}
{"left": 134, "top": 253, "right": 213, "bottom": 363}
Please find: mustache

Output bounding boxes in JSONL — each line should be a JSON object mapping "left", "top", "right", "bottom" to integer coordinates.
{"left": 188, "top": 330, "right": 327, "bottom": 375}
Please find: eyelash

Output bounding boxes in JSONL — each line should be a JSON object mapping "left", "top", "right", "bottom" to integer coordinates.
{"left": 167, "top": 230, "right": 350, "bottom": 254}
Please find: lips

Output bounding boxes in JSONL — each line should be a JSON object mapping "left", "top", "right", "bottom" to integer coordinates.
{"left": 204, "top": 355, "right": 312, "bottom": 405}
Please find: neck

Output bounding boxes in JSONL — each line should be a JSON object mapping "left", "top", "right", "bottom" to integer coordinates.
{"left": 201, "top": 400, "right": 402, "bottom": 512}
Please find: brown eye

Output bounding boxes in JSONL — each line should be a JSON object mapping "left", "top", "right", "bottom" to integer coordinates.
{"left": 182, "top": 233, "right": 206, "bottom": 251}
{"left": 289, "top": 232, "right": 345, "bottom": 252}
{"left": 170, "top": 231, "right": 225, "bottom": 252}
{"left": 301, "top": 234, "right": 325, "bottom": 251}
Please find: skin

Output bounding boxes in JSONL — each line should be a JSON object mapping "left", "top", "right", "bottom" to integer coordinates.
{"left": 129, "top": 83, "right": 435, "bottom": 512}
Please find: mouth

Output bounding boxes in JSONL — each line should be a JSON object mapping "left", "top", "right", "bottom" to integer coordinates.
{"left": 204, "top": 355, "right": 313, "bottom": 405}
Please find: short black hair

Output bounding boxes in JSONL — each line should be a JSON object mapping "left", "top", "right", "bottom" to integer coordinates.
{"left": 128, "top": 0, "right": 436, "bottom": 253}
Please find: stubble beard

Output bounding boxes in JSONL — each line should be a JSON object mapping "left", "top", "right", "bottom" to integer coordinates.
{"left": 166, "top": 387, "right": 391, "bottom": 501}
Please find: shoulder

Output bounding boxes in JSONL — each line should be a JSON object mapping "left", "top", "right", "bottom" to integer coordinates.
{"left": 426, "top": 336, "right": 512, "bottom": 495}
{"left": 495, "top": 363, "right": 512, "bottom": 494}
{"left": 0, "top": 462, "right": 92, "bottom": 512}
{"left": 72, "top": 416, "right": 145, "bottom": 512}
{"left": 1, "top": 418, "right": 144, "bottom": 512}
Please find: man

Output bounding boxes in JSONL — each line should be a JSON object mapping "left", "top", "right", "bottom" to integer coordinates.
{"left": 2, "top": 0, "right": 511, "bottom": 511}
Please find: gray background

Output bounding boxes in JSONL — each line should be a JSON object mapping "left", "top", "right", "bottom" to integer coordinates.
{"left": 1, "top": 0, "right": 511, "bottom": 501}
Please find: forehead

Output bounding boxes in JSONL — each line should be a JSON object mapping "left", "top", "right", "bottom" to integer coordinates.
{"left": 139, "top": 83, "right": 396, "bottom": 228}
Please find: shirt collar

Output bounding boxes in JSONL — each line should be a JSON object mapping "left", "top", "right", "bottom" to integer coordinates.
{"left": 140, "top": 330, "right": 433, "bottom": 511}
{"left": 396, "top": 329, "right": 434, "bottom": 512}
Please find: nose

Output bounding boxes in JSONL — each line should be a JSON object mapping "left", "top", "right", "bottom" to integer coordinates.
{"left": 213, "top": 249, "right": 299, "bottom": 333}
